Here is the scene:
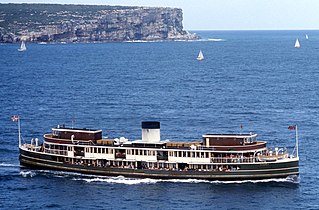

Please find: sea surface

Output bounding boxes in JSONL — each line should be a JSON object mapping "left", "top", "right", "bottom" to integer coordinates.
{"left": 1, "top": 30, "right": 319, "bottom": 209}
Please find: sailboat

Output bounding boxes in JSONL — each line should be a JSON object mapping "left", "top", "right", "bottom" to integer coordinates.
{"left": 306, "top": 34, "right": 309, "bottom": 40}
{"left": 294, "top": 39, "right": 300, "bottom": 48}
{"left": 197, "top": 50, "right": 204, "bottom": 61}
{"left": 18, "top": 40, "right": 27, "bottom": 52}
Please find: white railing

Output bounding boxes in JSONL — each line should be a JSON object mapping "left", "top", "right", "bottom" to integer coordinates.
{"left": 44, "top": 148, "right": 68, "bottom": 156}
{"left": 211, "top": 157, "right": 256, "bottom": 163}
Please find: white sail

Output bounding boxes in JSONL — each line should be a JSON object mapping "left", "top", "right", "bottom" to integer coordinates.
{"left": 306, "top": 34, "right": 308, "bottom": 40}
{"left": 294, "top": 39, "right": 300, "bottom": 48}
{"left": 197, "top": 50, "right": 204, "bottom": 61}
{"left": 18, "top": 41, "right": 27, "bottom": 52}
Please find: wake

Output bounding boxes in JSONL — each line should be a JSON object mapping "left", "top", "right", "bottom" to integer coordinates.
{"left": 18, "top": 169, "right": 299, "bottom": 185}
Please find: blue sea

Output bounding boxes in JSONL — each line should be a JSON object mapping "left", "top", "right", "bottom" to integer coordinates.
{"left": 1, "top": 30, "right": 319, "bottom": 209}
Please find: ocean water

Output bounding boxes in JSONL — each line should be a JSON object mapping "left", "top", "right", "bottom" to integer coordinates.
{"left": 1, "top": 30, "right": 319, "bottom": 209}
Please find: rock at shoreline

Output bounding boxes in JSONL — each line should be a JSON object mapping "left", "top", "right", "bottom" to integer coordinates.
{"left": 0, "top": 4, "right": 199, "bottom": 43}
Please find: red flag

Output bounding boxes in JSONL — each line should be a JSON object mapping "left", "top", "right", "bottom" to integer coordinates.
{"left": 11, "top": 115, "right": 19, "bottom": 122}
{"left": 288, "top": 125, "right": 296, "bottom": 130}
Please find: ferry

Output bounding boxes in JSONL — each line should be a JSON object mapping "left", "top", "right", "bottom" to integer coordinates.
{"left": 16, "top": 119, "right": 299, "bottom": 181}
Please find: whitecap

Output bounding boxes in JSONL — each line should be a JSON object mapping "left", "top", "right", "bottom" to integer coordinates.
{"left": 0, "top": 163, "right": 19, "bottom": 167}
{"left": 72, "top": 176, "right": 158, "bottom": 185}
{"left": 20, "top": 170, "right": 37, "bottom": 178}
{"left": 207, "top": 38, "right": 225, "bottom": 42}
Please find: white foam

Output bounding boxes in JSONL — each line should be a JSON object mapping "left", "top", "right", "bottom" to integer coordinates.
{"left": 124, "top": 40, "right": 162, "bottom": 43}
{"left": 190, "top": 38, "right": 226, "bottom": 42}
{"left": 26, "top": 169, "right": 299, "bottom": 185}
{"left": 207, "top": 38, "right": 225, "bottom": 42}
{"left": 72, "top": 176, "right": 158, "bottom": 185}
{"left": 20, "top": 170, "right": 37, "bottom": 178}
{"left": 71, "top": 176, "right": 299, "bottom": 185}
{"left": 0, "top": 163, "right": 19, "bottom": 167}
{"left": 206, "top": 177, "right": 299, "bottom": 184}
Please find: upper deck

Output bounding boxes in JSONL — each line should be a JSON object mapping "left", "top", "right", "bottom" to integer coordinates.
{"left": 44, "top": 126, "right": 267, "bottom": 152}
{"left": 203, "top": 133, "right": 257, "bottom": 146}
{"left": 46, "top": 126, "right": 102, "bottom": 144}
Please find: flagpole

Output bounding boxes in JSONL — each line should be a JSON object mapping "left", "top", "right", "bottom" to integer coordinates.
{"left": 18, "top": 117, "right": 21, "bottom": 147}
{"left": 295, "top": 125, "right": 298, "bottom": 158}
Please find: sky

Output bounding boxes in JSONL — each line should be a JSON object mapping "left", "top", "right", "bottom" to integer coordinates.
{"left": 1, "top": 0, "right": 319, "bottom": 30}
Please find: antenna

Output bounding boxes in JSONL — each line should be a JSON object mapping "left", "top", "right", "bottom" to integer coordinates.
{"left": 71, "top": 117, "right": 76, "bottom": 129}
{"left": 240, "top": 124, "right": 243, "bottom": 135}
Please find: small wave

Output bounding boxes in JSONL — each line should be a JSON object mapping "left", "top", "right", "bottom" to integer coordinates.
{"left": 20, "top": 170, "right": 37, "bottom": 178}
{"left": 0, "top": 163, "right": 20, "bottom": 167}
{"left": 193, "top": 38, "right": 225, "bottom": 42}
{"left": 72, "top": 176, "right": 158, "bottom": 185}
{"left": 0, "top": 148, "right": 16, "bottom": 153}
{"left": 45, "top": 204, "right": 62, "bottom": 209}
{"left": 207, "top": 38, "right": 225, "bottom": 42}
{"left": 206, "top": 177, "right": 299, "bottom": 184}
{"left": 124, "top": 40, "right": 162, "bottom": 43}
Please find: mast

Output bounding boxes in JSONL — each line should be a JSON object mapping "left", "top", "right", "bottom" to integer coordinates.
{"left": 295, "top": 125, "right": 298, "bottom": 158}
{"left": 11, "top": 115, "right": 21, "bottom": 146}
{"left": 18, "top": 117, "right": 21, "bottom": 146}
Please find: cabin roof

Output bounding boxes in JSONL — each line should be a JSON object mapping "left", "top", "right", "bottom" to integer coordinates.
{"left": 203, "top": 133, "right": 257, "bottom": 138}
{"left": 52, "top": 127, "right": 102, "bottom": 134}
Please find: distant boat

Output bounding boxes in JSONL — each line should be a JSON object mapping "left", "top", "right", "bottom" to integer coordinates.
{"left": 305, "top": 34, "right": 309, "bottom": 40}
{"left": 294, "top": 39, "right": 300, "bottom": 48}
{"left": 18, "top": 41, "right": 27, "bottom": 52}
{"left": 197, "top": 50, "right": 204, "bottom": 61}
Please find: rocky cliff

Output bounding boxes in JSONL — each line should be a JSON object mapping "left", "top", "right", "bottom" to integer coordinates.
{"left": 0, "top": 4, "right": 198, "bottom": 43}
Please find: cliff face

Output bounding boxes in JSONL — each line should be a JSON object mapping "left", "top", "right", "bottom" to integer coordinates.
{"left": 0, "top": 4, "right": 198, "bottom": 43}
